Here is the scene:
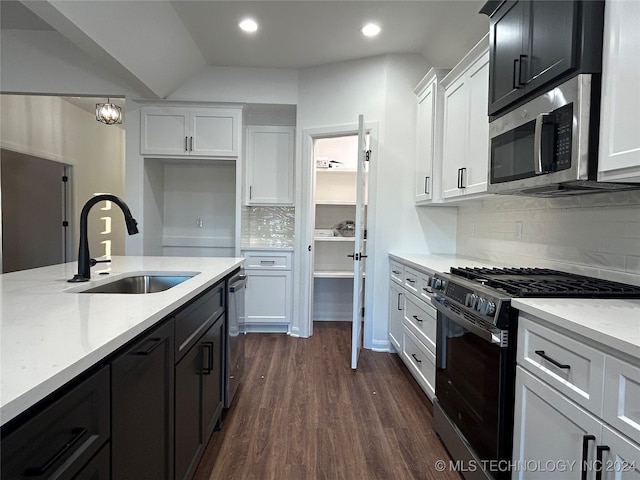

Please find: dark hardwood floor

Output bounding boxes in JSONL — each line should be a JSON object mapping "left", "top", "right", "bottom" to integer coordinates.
{"left": 194, "top": 322, "right": 460, "bottom": 480}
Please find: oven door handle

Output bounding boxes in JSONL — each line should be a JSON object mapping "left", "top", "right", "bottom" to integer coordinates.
{"left": 431, "top": 298, "right": 506, "bottom": 347}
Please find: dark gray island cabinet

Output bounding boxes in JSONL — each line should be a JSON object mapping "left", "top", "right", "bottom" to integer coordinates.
{"left": 1, "top": 275, "right": 231, "bottom": 480}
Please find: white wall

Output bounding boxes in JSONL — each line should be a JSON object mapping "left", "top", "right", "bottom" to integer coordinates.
{"left": 296, "top": 54, "right": 458, "bottom": 350}
{"left": 0, "top": 95, "right": 126, "bottom": 258}
{"left": 457, "top": 190, "right": 640, "bottom": 286}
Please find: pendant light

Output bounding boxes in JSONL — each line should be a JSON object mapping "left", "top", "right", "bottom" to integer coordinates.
{"left": 95, "top": 98, "right": 123, "bottom": 125}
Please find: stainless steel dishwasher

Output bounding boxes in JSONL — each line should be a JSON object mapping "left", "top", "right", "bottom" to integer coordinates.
{"left": 225, "top": 271, "right": 246, "bottom": 408}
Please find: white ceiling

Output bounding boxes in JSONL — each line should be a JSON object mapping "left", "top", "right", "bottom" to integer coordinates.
{"left": 170, "top": 1, "right": 489, "bottom": 69}
{"left": 2, "top": 0, "right": 489, "bottom": 98}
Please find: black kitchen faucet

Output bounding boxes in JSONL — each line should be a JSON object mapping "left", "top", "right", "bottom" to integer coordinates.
{"left": 68, "top": 194, "right": 139, "bottom": 282}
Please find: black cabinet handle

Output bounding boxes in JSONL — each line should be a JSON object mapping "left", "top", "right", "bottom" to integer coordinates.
{"left": 189, "top": 136, "right": 193, "bottom": 151}
{"left": 405, "top": 278, "right": 416, "bottom": 284}
{"left": 424, "top": 176, "right": 430, "bottom": 194}
{"left": 135, "top": 337, "right": 163, "bottom": 355}
{"left": 392, "top": 270, "right": 401, "bottom": 275}
{"left": 24, "top": 427, "right": 88, "bottom": 476}
{"left": 412, "top": 314, "right": 423, "bottom": 323}
{"left": 595, "top": 445, "right": 610, "bottom": 480}
{"left": 202, "top": 342, "right": 214, "bottom": 375}
{"left": 518, "top": 54, "right": 527, "bottom": 86}
{"left": 581, "top": 435, "right": 596, "bottom": 480}
{"left": 534, "top": 350, "right": 571, "bottom": 369}
{"left": 185, "top": 136, "right": 188, "bottom": 152}
{"left": 513, "top": 58, "right": 521, "bottom": 89}
{"left": 457, "top": 168, "right": 466, "bottom": 188}
{"left": 411, "top": 353, "right": 422, "bottom": 364}
{"left": 397, "top": 292, "right": 402, "bottom": 310}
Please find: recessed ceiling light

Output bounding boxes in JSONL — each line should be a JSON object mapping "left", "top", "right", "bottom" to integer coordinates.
{"left": 239, "top": 18, "right": 258, "bottom": 33}
{"left": 361, "top": 23, "right": 381, "bottom": 37}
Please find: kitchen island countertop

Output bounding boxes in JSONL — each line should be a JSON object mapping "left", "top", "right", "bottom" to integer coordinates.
{"left": 0, "top": 256, "right": 244, "bottom": 426}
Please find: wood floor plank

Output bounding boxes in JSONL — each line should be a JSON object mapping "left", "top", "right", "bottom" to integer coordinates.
{"left": 195, "top": 322, "right": 461, "bottom": 480}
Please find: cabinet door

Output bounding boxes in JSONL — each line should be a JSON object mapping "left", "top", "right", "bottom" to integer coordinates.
{"left": 201, "top": 315, "right": 224, "bottom": 441}
{"left": 141, "top": 107, "right": 190, "bottom": 156}
{"left": 389, "top": 274, "right": 404, "bottom": 352}
{"left": 599, "top": 425, "right": 640, "bottom": 480}
{"left": 463, "top": 51, "right": 490, "bottom": 195}
{"left": 175, "top": 337, "right": 204, "bottom": 480}
{"left": 513, "top": 367, "right": 602, "bottom": 480}
{"left": 245, "top": 270, "right": 291, "bottom": 324}
{"left": 598, "top": 0, "right": 640, "bottom": 182}
{"left": 415, "top": 82, "right": 435, "bottom": 202}
{"left": 489, "top": 0, "right": 526, "bottom": 115}
{"left": 111, "top": 320, "right": 174, "bottom": 480}
{"left": 191, "top": 108, "right": 240, "bottom": 157}
{"left": 246, "top": 126, "right": 295, "bottom": 205}
{"left": 524, "top": 0, "right": 578, "bottom": 91}
{"left": 442, "top": 75, "right": 468, "bottom": 199}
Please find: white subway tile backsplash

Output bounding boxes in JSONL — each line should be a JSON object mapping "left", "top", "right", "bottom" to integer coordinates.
{"left": 457, "top": 191, "right": 640, "bottom": 283}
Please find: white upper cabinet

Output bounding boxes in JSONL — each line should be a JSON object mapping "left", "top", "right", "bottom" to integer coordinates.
{"left": 141, "top": 106, "right": 241, "bottom": 157}
{"left": 598, "top": 0, "right": 640, "bottom": 183}
{"left": 441, "top": 35, "right": 490, "bottom": 201}
{"left": 414, "top": 68, "right": 449, "bottom": 204}
{"left": 245, "top": 125, "right": 295, "bottom": 205}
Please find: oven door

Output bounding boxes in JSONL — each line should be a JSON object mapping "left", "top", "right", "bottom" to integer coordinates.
{"left": 434, "top": 304, "right": 516, "bottom": 466}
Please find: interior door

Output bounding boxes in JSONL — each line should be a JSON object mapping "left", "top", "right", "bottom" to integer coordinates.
{"left": 351, "top": 115, "right": 367, "bottom": 369}
{"left": 1, "top": 149, "right": 70, "bottom": 273}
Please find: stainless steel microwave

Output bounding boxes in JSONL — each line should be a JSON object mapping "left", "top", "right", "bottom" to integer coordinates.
{"left": 488, "top": 74, "right": 638, "bottom": 196}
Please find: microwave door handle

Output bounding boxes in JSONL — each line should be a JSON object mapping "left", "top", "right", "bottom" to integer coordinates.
{"left": 534, "top": 113, "right": 553, "bottom": 174}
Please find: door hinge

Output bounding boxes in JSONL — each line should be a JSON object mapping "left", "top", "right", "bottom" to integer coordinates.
{"left": 62, "top": 175, "right": 68, "bottom": 182}
{"left": 62, "top": 220, "right": 69, "bottom": 227}
{"left": 361, "top": 307, "right": 365, "bottom": 317}
{"left": 365, "top": 150, "right": 372, "bottom": 162}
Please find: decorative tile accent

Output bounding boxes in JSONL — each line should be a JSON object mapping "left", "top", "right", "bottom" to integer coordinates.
{"left": 241, "top": 206, "right": 295, "bottom": 247}
{"left": 456, "top": 190, "right": 640, "bottom": 284}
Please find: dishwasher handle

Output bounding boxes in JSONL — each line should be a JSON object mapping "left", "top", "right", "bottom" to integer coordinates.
{"left": 229, "top": 274, "right": 247, "bottom": 292}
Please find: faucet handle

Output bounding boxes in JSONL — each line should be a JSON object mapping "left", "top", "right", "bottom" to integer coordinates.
{"left": 90, "top": 258, "right": 112, "bottom": 267}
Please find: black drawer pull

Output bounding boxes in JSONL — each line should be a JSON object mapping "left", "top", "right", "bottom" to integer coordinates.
{"left": 397, "top": 292, "right": 402, "bottom": 311}
{"left": 202, "top": 342, "right": 214, "bottom": 375}
{"left": 534, "top": 350, "right": 570, "bottom": 369}
{"left": 405, "top": 278, "right": 416, "bottom": 284}
{"left": 412, "top": 314, "right": 423, "bottom": 323}
{"left": 24, "top": 427, "right": 88, "bottom": 476}
{"left": 392, "top": 270, "right": 401, "bottom": 275}
{"left": 581, "top": 435, "right": 596, "bottom": 480}
{"left": 411, "top": 353, "right": 422, "bottom": 364}
{"left": 135, "top": 337, "right": 163, "bottom": 355}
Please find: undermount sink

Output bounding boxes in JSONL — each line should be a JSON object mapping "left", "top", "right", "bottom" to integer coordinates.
{"left": 78, "top": 273, "right": 196, "bottom": 294}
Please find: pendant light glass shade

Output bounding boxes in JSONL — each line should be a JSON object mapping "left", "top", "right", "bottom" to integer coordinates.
{"left": 95, "top": 99, "right": 123, "bottom": 125}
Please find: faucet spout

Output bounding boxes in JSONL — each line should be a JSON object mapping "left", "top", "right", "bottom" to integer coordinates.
{"left": 68, "top": 194, "right": 139, "bottom": 282}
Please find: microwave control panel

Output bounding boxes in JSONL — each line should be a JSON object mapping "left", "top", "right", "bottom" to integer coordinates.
{"left": 552, "top": 103, "right": 573, "bottom": 171}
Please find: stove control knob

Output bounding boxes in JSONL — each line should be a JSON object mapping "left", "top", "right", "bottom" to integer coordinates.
{"left": 476, "top": 297, "right": 486, "bottom": 312}
{"left": 464, "top": 293, "right": 474, "bottom": 308}
{"left": 433, "top": 278, "right": 442, "bottom": 290}
{"left": 482, "top": 301, "right": 496, "bottom": 317}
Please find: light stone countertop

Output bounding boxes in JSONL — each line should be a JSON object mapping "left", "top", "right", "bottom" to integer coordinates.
{"left": 0, "top": 256, "right": 244, "bottom": 426}
{"left": 513, "top": 298, "right": 640, "bottom": 362}
{"left": 389, "top": 252, "right": 640, "bottom": 362}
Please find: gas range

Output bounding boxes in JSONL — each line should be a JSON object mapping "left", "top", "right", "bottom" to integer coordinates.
{"left": 432, "top": 267, "right": 640, "bottom": 330}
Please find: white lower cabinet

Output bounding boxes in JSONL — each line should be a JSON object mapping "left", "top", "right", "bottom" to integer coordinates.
{"left": 513, "top": 314, "right": 640, "bottom": 480}
{"left": 388, "top": 256, "right": 437, "bottom": 400}
{"left": 243, "top": 250, "right": 292, "bottom": 331}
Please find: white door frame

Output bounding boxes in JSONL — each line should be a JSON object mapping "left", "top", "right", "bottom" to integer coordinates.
{"left": 295, "top": 121, "right": 378, "bottom": 340}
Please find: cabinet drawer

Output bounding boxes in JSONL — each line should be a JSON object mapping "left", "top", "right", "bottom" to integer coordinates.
{"left": 389, "top": 260, "right": 404, "bottom": 284}
{"left": 402, "top": 327, "right": 436, "bottom": 400}
{"left": 1, "top": 366, "right": 110, "bottom": 480}
{"left": 403, "top": 267, "right": 420, "bottom": 295}
{"left": 244, "top": 252, "right": 291, "bottom": 270}
{"left": 175, "top": 281, "right": 225, "bottom": 362}
{"left": 603, "top": 356, "right": 640, "bottom": 442}
{"left": 518, "top": 315, "right": 605, "bottom": 415}
{"left": 403, "top": 294, "right": 436, "bottom": 354}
